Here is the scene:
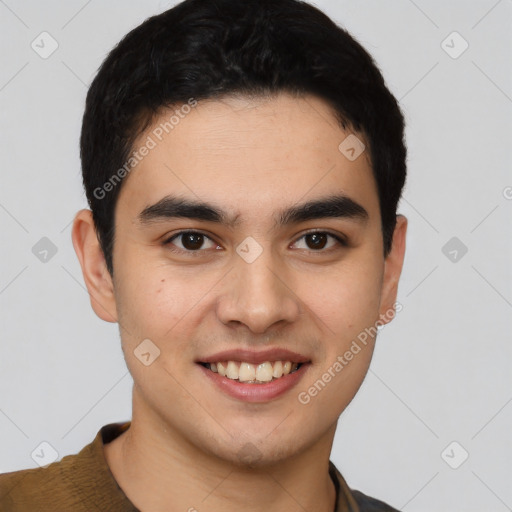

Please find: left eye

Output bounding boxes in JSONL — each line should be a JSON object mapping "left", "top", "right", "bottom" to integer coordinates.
{"left": 292, "top": 232, "right": 345, "bottom": 251}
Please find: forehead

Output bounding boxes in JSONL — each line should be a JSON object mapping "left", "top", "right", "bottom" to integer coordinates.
{"left": 116, "top": 93, "right": 379, "bottom": 224}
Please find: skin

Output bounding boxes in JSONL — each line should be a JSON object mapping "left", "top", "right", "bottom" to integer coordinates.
{"left": 72, "top": 92, "right": 407, "bottom": 512}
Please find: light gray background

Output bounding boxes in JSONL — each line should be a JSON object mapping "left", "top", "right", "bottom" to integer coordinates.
{"left": 1, "top": 1, "right": 511, "bottom": 510}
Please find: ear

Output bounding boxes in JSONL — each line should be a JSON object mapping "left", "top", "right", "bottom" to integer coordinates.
{"left": 71, "top": 209, "right": 118, "bottom": 323}
{"left": 378, "top": 214, "right": 407, "bottom": 325}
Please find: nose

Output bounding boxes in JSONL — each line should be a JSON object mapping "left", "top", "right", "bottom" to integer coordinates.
{"left": 216, "top": 244, "right": 301, "bottom": 334}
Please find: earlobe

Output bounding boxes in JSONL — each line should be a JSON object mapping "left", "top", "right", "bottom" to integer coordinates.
{"left": 378, "top": 214, "right": 407, "bottom": 324}
{"left": 71, "top": 209, "right": 118, "bottom": 323}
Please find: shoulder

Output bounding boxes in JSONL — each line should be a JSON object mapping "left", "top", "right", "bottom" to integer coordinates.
{"left": 0, "top": 422, "right": 134, "bottom": 512}
{"left": 351, "top": 489, "right": 401, "bottom": 512}
{"left": 0, "top": 457, "right": 87, "bottom": 512}
{"left": 329, "top": 460, "right": 401, "bottom": 512}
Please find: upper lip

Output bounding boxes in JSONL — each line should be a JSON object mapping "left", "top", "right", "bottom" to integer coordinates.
{"left": 197, "top": 348, "right": 310, "bottom": 365}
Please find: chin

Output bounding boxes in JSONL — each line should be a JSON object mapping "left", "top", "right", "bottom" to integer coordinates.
{"left": 201, "top": 431, "right": 308, "bottom": 470}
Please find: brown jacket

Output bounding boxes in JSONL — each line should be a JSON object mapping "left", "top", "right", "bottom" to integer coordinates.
{"left": 0, "top": 422, "right": 400, "bottom": 511}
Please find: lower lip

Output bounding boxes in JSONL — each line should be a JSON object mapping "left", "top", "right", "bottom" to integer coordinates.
{"left": 197, "top": 363, "right": 310, "bottom": 403}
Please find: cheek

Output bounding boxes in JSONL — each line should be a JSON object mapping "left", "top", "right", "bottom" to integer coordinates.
{"left": 113, "top": 254, "right": 225, "bottom": 358}
{"left": 113, "top": 256, "right": 189, "bottom": 342}
{"left": 303, "top": 257, "right": 384, "bottom": 340}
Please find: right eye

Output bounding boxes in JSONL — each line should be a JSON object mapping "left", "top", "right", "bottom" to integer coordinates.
{"left": 163, "top": 231, "right": 221, "bottom": 254}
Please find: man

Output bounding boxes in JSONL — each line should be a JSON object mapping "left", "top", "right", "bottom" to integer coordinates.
{"left": 0, "top": 0, "right": 407, "bottom": 510}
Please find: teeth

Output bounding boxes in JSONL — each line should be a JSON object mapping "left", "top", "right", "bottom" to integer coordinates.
{"left": 226, "top": 361, "right": 239, "bottom": 380}
{"left": 272, "top": 360, "right": 283, "bottom": 378}
{"left": 206, "top": 360, "right": 302, "bottom": 383}
{"left": 255, "top": 362, "right": 273, "bottom": 382}
{"left": 217, "top": 362, "right": 226, "bottom": 377}
{"left": 239, "top": 362, "right": 256, "bottom": 382}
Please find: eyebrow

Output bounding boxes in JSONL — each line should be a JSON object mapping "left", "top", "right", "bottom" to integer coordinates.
{"left": 137, "top": 193, "right": 369, "bottom": 228}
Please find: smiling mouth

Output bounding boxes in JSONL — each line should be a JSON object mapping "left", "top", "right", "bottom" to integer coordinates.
{"left": 200, "top": 360, "right": 304, "bottom": 384}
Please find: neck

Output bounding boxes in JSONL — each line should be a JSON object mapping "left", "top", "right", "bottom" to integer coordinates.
{"left": 104, "top": 387, "right": 338, "bottom": 512}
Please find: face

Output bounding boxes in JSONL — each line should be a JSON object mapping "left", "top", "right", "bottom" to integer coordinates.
{"left": 87, "top": 93, "right": 405, "bottom": 466}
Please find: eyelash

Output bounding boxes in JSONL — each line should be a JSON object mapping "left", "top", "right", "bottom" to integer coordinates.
{"left": 162, "top": 230, "right": 348, "bottom": 255}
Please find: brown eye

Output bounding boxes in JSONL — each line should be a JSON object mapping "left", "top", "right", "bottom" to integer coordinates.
{"left": 164, "top": 231, "right": 217, "bottom": 252}
{"left": 181, "top": 232, "right": 205, "bottom": 250}
{"left": 305, "top": 233, "right": 328, "bottom": 250}
{"left": 292, "top": 231, "right": 347, "bottom": 252}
